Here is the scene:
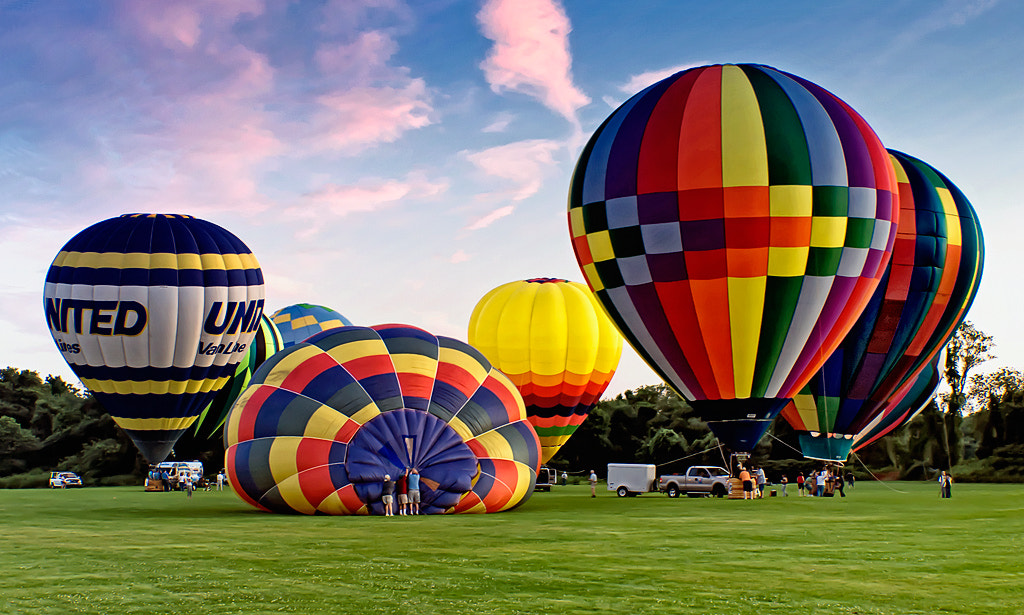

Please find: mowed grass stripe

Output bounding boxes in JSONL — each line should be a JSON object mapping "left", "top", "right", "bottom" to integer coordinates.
{"left": 0, "top": 482, "right": 1022, "bottom": 614}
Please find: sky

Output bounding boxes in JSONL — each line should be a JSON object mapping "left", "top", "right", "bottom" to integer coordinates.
{"left": 2, "top": 0, "right": 1022, "bottom": 398}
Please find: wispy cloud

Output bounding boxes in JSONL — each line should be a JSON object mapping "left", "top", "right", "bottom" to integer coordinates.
{"left": 464, "top": 138, "right": 561, "bottom": 200}
{"left": 461, "top": 138, "right": 562, "bottom": 230}
{"left": 888, "top": 0, "right": 1001, "bottom": 56}
{"left": 482, "top": 111, "right": 516, "bottom": 133}
{"left": 291, "top": 171, "right": 449, "bottom": 222}
{"left": 464, "top": 205, "right": 516, "bottom": 232}
{"left": 476, "top": 0, "right": 589, "bottom": 131}
{"left": 602, "top": 62, "right": 705, "bottom": 108}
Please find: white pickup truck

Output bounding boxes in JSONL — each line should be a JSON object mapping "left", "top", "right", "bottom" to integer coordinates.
{"left": 658, "top": 466, "right": 732, "bottom": 498}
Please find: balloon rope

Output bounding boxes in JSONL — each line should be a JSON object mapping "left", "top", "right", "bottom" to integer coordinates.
{"left": 766, "top": 432, "right": 803, "bottom": 456}
{"left": 849, "top": 450, "right": 908, "bottom": 493}
{"left": 654, "top": 445, "right": 729, "bottom": 473}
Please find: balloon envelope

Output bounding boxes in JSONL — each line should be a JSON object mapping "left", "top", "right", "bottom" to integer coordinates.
{"left": 43, "top": 213, "right": 265, "bottom": 463}
{"left": 271, "top": 303, "right": 352, "bottom": 347}
{"left": 224, "top": 324, "right": 541, "bottom": 515}
{"left": 852, "top": 356, "right": 942, "bottom": 452}
{"left": 193, "top": 313, "right": 285, "bottom": 439}
{"left": 781, "top": 151, "right": 983, "bottom": 460}
{"left": 468, "top": 278, "right": 623, "bottom": 463}
{"left": 568, "top": 64, "right": 899, "bottom": 450}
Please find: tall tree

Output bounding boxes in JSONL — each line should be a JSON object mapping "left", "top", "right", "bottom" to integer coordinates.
{"left": 940, "top": 321, "right": 994, "bottom": 467}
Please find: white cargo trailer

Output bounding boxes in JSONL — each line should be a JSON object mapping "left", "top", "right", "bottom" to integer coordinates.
{"left": 606, "top": 463, "right": 657, "bottom": 497}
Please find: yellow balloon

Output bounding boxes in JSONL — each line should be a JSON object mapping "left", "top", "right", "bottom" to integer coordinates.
{"left": 469, "top": 278, "right": 622, "bottom": 463}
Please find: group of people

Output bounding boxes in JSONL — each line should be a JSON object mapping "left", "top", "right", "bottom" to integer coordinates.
{"left": 737, "top": 465, "right": 857, "bottom": 499}
{"left": 793, "top": 468, "right": 852, "bottom": 497}
{"left": 380, "top": 468, "right": 422, "bottom": 516}
{"left": 146, "top": 468, "right": 227, "bottom": 496}
{"left": 738, "top": 465, "right": 768, "bottom": 499}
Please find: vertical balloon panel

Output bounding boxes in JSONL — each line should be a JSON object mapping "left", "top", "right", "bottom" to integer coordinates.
{"left": 44, "top": 214, "right": 265, "bottom": 463}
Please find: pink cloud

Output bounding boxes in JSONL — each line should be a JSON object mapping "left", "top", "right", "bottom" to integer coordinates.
{"left": 464, "top": 138, "right": 561, "bottom": 201}
{"left": 450, "top": 249, "right": 471, "bottom": 264}
{"left": 290, "top": 172, "right": 450, "bottom": 224}
{"left": 464, "top": 205, "right": 515, "bottom": 231}
{"left": 315, "top": 80, "right": 433, "bottom": 150}
{"left": 477, "top": 0, "right": 589, "bottom": 128}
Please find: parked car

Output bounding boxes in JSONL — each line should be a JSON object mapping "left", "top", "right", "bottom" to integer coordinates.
{"left": 48, "top": 472, "right": 83, "bottom": 488}
{"left": 658, "top": 466, "right": 732, "bottom": 498}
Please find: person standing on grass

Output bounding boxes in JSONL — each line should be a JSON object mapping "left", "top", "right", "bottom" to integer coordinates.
{"left": 589, "top": 470, "right": 597, "bottom": 497}
{"left": 834, "top": 471, "right": 845, "bottom": 497}
{"left": 184, "top": 473, "right": 194, "bottom": 499}
{"left": 939, "top": 471, "right": 953, "bottom": 498}
{"left": 396, "top": 469, "right": 409, "bottom": 516}
{"left": 739, "top": 467, "right": 753, "bottom": 500}
{"left": 382, "top": 474, "right": 395, "bottom": 516}
{"left": 815, "top": 469, "right": 827, "bottom": 497}
{"left": 796, "top": 472, "right": 805, "bottom": 496}
{"left": 561, "top": 471, "right": 568, "bottom": 486}
{"left": 216, "top": 470, "right": 225, "bottom": 491}
{"left": 754, "top": 466, "right": 766, "bottom": 498}
{"left": 408, "top": 468, "right": 421, "bottom": 515}
{"left": 780, "top": 474, "right": 789, "bottom": 497}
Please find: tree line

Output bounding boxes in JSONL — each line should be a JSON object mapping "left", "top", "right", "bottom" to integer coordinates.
{"left": 2, "top": 322, "right": 1021, "bottom": 487}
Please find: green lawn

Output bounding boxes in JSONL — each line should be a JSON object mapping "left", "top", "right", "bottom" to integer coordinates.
{"left": 2, "top": 481, "right": 1022, "bottom": 614}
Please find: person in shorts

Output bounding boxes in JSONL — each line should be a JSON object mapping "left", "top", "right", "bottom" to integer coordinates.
{"left": 381, "top": 474, "right": 395, "bottom": 516}
{"left": 397, "top": 469, "right": 409, "bottom": 515}
{"left": 739, "top": 467, "right": 753, "bottom": 500}
{"left": 407, "top": 468, "right": 421, "bottom": 515}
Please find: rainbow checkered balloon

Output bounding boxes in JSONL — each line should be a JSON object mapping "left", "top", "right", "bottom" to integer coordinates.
{"left": 569, "top": 64, "right": 900, "bottom": 451}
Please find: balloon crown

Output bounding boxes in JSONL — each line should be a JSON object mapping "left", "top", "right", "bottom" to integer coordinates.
{"left": 121, "top": 213, "right": 195, "bottom": 219}
{"left": 525, "top": 277, "right": 568, "bottom": 284}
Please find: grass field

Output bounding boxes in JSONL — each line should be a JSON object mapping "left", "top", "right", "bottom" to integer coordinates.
{"left": 2, "top": 481, "right": 1022, "bottom": 615}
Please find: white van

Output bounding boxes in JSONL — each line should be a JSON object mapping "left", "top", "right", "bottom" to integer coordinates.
{"left": 607, "top": 463, "right": 657, "bottom": 497}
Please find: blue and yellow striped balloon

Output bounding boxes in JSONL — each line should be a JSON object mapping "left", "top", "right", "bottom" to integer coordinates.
{"left": 271, "top": 303, "right": 353, "bottom": 347}
{"left": 43, "top": 213, "right": 265, "bottom": 463}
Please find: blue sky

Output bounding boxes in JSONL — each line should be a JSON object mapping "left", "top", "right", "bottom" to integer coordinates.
{"left": 2, "top": 0, "right": 1021, "bottom": 396}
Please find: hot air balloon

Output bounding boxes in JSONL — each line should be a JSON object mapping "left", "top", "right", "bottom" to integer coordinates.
{"left": 271, "top": 303, "right": 353, "bottom": 347}
{"left": 192, "top": 313, "right": 285, "bottom": 439}
{"left": 780, "top": 150, "right": 983, "bottom": 460}
{"left": 468, "top": 278, "right": 623, "bottom": 463}
{"left": 43, "top": 213, "right": 265, "bottom": 463}
{"left": 852, "top": 357, "right": 942, "bottom": 452}
{"left": 568, "top": 64, "right": 899, "bottom": 451}
{"left": 224, "top": 324, "right": 541, "bottom": 515}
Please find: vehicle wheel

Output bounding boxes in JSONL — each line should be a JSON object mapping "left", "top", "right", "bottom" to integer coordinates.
{"left": 712, "top": 484, "right": 727, "bottom": 498}
{"left": 617, "top": 486, "right": 629, "bottom": 497}
{"left": 666, "top": 485, "right": 679, "bottom": 498}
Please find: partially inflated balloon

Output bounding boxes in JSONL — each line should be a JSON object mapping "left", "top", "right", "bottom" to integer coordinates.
{"left": 569, "top": 64, "right": 899, "bottom": 450}
{"left": 44, "top": 213, "right": 264, "bottom": 463}
{"left": 468, "top": 278, "right": 623, "bottom": 463}
{"left": 271, "top": 303, "right": 352, "bottom": 347}
{"left": 193, "top": 313, "right": 285, "bottom": 439}
{"left": 224, "top": 325, "right": 540, "bottom": 515}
